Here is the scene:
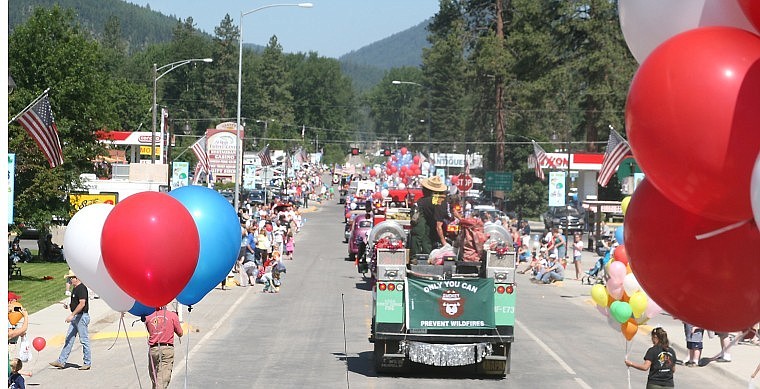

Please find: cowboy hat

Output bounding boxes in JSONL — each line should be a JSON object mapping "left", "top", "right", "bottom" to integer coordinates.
{"left": 64, "top": 269, "right": 77, "bottom": 279}
{"left": 421, "top": 176, "right": 447, "bottom": 192}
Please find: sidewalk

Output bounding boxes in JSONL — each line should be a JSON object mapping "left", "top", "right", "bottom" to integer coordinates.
{"left": 520, "top": 249, "right": 759, "bottom": 386}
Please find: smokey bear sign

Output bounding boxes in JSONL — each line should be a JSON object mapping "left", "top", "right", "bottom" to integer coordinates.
{"left": 407, "top": 275, "right": 495, "bottom": 330}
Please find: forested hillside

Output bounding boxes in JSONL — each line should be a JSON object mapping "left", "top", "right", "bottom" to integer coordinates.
{"left": 9, "top": 0, "right": 181, "bottom": 52}
{"left": 340, "top": 20, "right": 430, "bottom": 69}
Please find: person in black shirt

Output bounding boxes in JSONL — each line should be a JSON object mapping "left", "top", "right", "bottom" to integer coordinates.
{"left": 410, "top": 176, "right": 449, "bottom": 257}
{"left": 625, "top": 327, "right": 676, "bottom": 388}
{"left": 49, "top": 270, "right": 91, "bottom": 370}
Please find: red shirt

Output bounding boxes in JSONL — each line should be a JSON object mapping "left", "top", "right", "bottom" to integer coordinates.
{"left": 145, "top": 309, "right": 183, "bottom": 346}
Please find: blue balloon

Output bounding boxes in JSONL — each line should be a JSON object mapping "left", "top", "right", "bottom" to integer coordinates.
{"left": 614, "top": 225, "right": 625, "bottom": 245}
{"left": 170, "top": 186, "right": 241, "bottom": 306}
{"left": 129, "top": 301, "right": 155, "bottom": 317}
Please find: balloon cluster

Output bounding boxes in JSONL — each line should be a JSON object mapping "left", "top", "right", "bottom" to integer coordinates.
{"left": 619, "top": 1, "right": 760, "bottom": 332}
{"left": 590, "top": 223, "right": 662, "bottom": 342}
{"left": 63, "top": 186, "right": 240, "bottom": 314}
{"left": 382, "top": 147, "right": 423, "bottom": 186}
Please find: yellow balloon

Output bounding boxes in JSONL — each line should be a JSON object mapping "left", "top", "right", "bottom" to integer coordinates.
{"left": 621, "top": 196, "right": 631, "bottom": 216}
{"left": 629, "top": 291, "right": 648, "bottom": 318}
{"left": 591, "top": 284, "right": 608, "bottom": 307}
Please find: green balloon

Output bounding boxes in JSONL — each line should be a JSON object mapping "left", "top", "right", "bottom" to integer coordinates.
{"left": 610, "top": 301, "right": 633, "bottom": 324}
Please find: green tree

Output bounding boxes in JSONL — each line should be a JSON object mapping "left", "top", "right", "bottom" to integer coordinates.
{"left": 365, "top": 67, "right": 423, "bottom": 148}
{"left": 254, "top": 36, "right": 296, "bottom": 149}
{"left": 8, "top": 6, "right": 149, "bottom": 230}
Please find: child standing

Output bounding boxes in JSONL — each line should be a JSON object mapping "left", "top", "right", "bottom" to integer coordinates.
{"left": 9, "top": 358, "right": 26, "bottom": 389}
{"left": 683, "top": 322, "right": 704, "bottom": 367}
{"left": 285, "top": 233, "right": 295, "bottom": 260}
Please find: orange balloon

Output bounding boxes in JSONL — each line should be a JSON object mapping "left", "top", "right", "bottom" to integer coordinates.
{"left": 607, "top": 291, "right": 615, "bottom": 307}
{"left": 621, "top": 320, "right": 638, "bottom": 341}
{"left": 8, "top": 302, "right": 23, "bottom": 326}
{"left": 621, "top": 291, "right": 630, "bottom": 302}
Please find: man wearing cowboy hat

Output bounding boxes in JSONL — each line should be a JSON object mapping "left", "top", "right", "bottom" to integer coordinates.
{"left": 410, "top": 176, "right": 450, "bottom": 257}
{"left": 50, "top": 270, "right": 91, "bottom": 370}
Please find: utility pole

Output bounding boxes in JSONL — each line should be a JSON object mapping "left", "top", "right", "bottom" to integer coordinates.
{"left": 493, "top": 0, "right": 507, "bottom": 172}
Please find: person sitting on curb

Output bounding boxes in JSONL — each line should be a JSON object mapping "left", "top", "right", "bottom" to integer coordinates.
{"left": 533, "top": 253, "right": 564, "bottom": 284}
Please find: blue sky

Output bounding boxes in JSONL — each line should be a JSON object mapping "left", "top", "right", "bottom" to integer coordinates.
{"left": 125, "top": 0, "right": 440, "bottom": 58}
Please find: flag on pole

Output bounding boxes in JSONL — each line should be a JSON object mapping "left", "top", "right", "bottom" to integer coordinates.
{"left": 528, "top": 154, "right": 544, "bottom": 181}
{"left": 258, "top": 145, "right": 272, "bottom": 166}
{"left": 597, "top": 130, "right": 632, "bottom": 187}
{"left": 17, "top": 95, "right": 63, "bottom": 168}
{"left": 531, "top": 140, "right": 552, "bottom": 180}
{"left": 190, "top": 136, "right": 209, "bottom": 173}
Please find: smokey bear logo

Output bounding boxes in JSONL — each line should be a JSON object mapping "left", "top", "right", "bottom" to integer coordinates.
{"left": 439, "top": 289, "right": 465, "bottom": 318}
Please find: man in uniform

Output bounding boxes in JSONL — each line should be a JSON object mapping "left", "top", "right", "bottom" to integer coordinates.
{"left": 410, "top": 176, "right": 449, "bottom": 257}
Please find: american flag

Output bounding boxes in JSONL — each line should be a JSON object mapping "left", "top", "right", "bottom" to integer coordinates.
{"left": 190, "top": 136, "right": 209, "bottom": 173}
{"left": 17, "top": 95, "right": 63, "bottom": 168}
{"left": 192, "top": 162, "right": 204, "bottom": 185}
{"left": 597, "top": 130, "right": 632, "bottom": 187}
{"left": 258, "top": 145, "right": 273, "bottom": 166}
{"left": 531, "top": 140, "right": 552, "bottom": 180}
{"left": 528, "top": 154, "right": 544, "bottom": 181}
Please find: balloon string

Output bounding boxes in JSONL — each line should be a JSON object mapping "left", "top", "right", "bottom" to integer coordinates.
{"left": 183, "top": 307, "right": 191, "bottom": 389}
{"left": 107, "top": 313, "right": 124, "bottom": 350}
{"left": 626, "top": 340, "right": 632, "bottom": 389}
{"left": 122, "top": 315, "right": 144, "bottom": 389}
{"left": 695, "top": 219, "right": 750, "bottom": 240}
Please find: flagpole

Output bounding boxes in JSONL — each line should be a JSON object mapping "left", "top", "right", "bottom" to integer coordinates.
{"left": 8, "top": 88, "right": 51, "bottom": 125}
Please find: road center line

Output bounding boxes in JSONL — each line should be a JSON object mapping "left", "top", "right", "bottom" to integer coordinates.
{"left": 516, "top": 319, "right": 592, "bottom": 389}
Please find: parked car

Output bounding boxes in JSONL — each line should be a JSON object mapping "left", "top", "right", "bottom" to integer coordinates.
{"left": 247, "top": 190, "right": 265, "bottom": 205}
{"left": 543, "top": 206, "right": 585, "bottom": 234}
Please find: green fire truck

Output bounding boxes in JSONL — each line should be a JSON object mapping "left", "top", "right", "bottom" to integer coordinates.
{"left": 368, "top": 222, "right": 516, "bottom": 376}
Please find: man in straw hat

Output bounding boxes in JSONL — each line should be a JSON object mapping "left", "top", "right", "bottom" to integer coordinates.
{"left": 49, "top": 270, "right": 91, "bottom": 370}
{"left": 410, "top": 176, "right": 450, "bottom": 257}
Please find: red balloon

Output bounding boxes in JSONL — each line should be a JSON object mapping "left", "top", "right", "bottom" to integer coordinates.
{"left": 450, "top": 175, "right": 459, "bottom": 184}
{"left": 400, "top": 147, "right": 408, "bottom": 155}
{"left": 369, "top": 169, "right": 376, "bottom": 177}
{"left": 400, "top": 165, "right": 408, "bottom": 172}
{"left": 739, "top": 0, "right": 760, "bottom": 32}
{"left": 613, "top": 245, "right": 629, "bottom": 266}
{"left": 413, "top": 155, "right": 420, "bottom": 164}
{"left": 372, "top": 191, "right": 383, "bottom": 200}
{"left": 626, "top": 27, "right": 760, "bottom": 221}
{"left": 625, "top": 180, "right": 760, "bottom": 331}
{"left": 101, "top": 192, "right": 200, "bottom": 308}
{"left": 32, "top": 336, "right": 46, "bottom": 351}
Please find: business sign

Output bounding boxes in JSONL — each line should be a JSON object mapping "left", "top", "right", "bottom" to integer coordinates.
{"left": 69, "top": 192, "right": 119, "bottom": 216}
{"left": 406, "top": 275, "right": 495, "bottom": 330}
{"left": 548, "top": 171, "right": 566, "bottom": 207}
{"left": 170, "top": 161, "right": 189, "bottom": 190}
{"left": 430, "top": 153, "right": 484, "bottom": 169}
{"left": 139, "top": 146, "right": 162, "bottom": 156}
{"left": 207, "top": 128, "right": 242, "bottom": 183}
{"left": 8, "top": 154, "right": 15, "bottom": 224}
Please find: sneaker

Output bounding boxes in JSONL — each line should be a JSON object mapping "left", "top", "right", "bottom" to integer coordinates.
{"left": 78, "top": 365, "right": 91, "bottom": 370}
{"left": 49, "top": 361, "right": 64, "bottom": 368}
{"left": 684, "top": 361, "right": 696, "bottom": 367}
{"left": 716, "top": 357, "right": 731, "bottom": 363}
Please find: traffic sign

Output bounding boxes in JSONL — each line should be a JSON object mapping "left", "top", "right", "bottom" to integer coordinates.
{"left": 456, "top": 173, "right": 473, "bottom": 192}
{"left": 484, "top": 171, "right": 513, "bottom": 191}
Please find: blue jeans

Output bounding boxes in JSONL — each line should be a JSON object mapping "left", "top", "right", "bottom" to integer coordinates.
{"left": 57, "top": 313, "right": 91, "bottom": 366}
{"left": 541, "top": 271, "right": 563, "bottom": 283}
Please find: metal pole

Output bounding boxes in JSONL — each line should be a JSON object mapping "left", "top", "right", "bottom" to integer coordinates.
{"left": 151, "top": 63, "right": 157, "bottom": 164}
{"left": 234, "top": 11, "right": 244, "bottom": 212}
{"left": 426, "top": 89, "right": 431, "bottom": 156}
{"left": 167, "top": 118, "right": 173, "bottom": 187}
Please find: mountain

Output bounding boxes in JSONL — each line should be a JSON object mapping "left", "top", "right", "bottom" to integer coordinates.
{"left": 338, "top": 19, "right": 431, "bottom": 91}
{"left": 9, "top": 0, "right": 182, "bottom": 52}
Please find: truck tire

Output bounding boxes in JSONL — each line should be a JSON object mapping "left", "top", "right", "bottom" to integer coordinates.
{"left": 373, "top": 340, "right": 385, "bottom": 373}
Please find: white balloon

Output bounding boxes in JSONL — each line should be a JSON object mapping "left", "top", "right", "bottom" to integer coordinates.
{"left": 619, "top": 0, "right": 758, "bottom": 63}
{"left": 752, "top": 152, "right": 760, "bottom": 230}
{"left": 623, "top": 273, "right": 641, "bottom": 296}
{"left": 381, "top": 189, "right": 389, "bottom": 198}
{"left": 64, "top": 204, "right": 134, "bottom": 312}
{"left": 398, "top": 183, "right": 406, "bottom": 190}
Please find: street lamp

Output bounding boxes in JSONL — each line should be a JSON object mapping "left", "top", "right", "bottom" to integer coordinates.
{"left": 152, "top": 58, "right": 212, "bottom": 163}
{"left": 235, "top": 2, "right": 313, "bottom": 211}
{"left": 391, "top": 80, "right": 431, "bottom": 155}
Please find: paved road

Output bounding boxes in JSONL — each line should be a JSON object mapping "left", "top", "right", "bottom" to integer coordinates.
{"left": 18, "top": 200, "right": 756, "bottom": 388}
